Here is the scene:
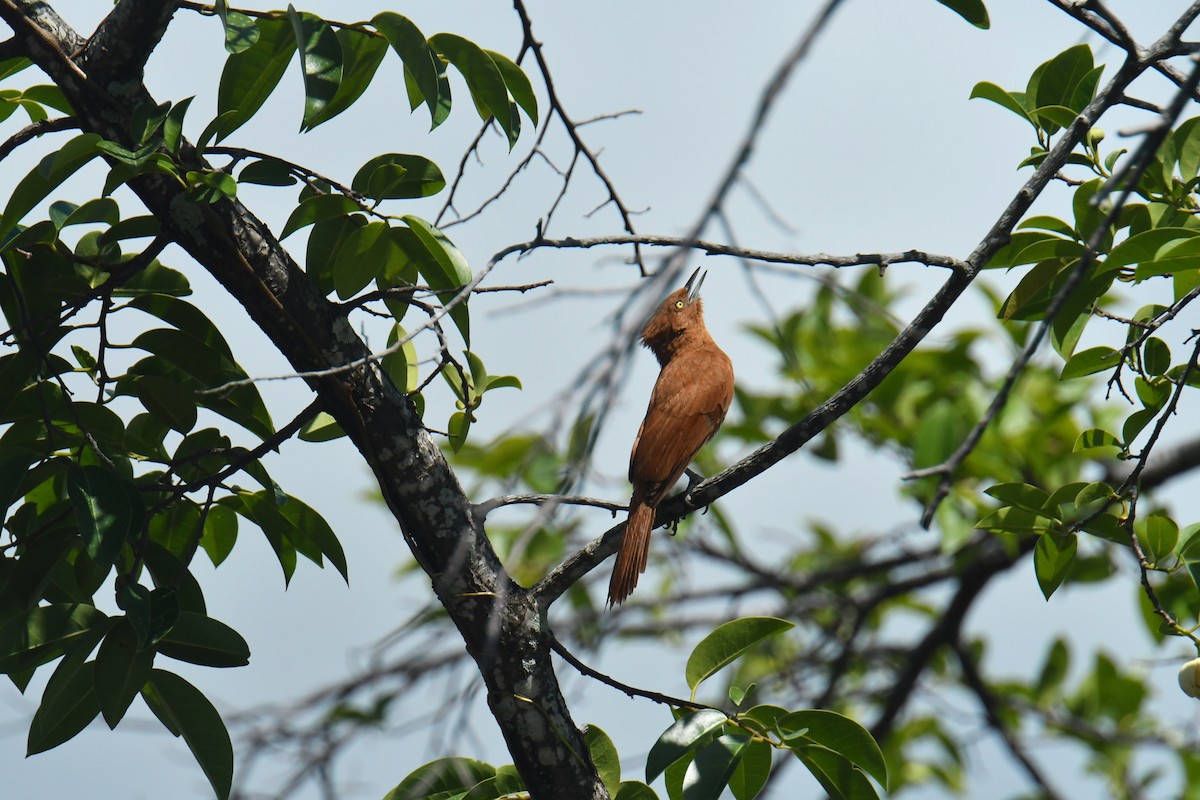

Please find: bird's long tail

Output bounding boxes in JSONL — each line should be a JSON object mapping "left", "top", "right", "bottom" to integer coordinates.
{"left": 608, "top": 495, "right": 655, "bottom": 605}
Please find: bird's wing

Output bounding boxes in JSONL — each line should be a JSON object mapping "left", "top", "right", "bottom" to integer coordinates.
{"left": 628, "top": 352, "right": 733, "bottom": 504}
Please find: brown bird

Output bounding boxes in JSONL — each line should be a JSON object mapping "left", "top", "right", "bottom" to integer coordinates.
{"left": 608, "top": 268, "right": 734, "bottom": 605}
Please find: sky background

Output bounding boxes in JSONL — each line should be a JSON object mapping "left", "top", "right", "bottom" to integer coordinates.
{"left": 2, "top": 1, "right": 1199, "bottom": 798}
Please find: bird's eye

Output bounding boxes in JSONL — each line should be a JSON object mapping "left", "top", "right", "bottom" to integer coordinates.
{"left": 674, "top": 300, "right": 684, "bottom": 309}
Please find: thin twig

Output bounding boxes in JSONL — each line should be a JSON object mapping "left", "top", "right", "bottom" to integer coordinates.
{"left": 548, "top": 634, "right": 715, "bottom": 713}
{"left": 472, "top": 493, "right": 625, "bottom": 520}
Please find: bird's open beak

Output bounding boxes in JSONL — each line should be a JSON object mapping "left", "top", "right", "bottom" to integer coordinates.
{"left": 685, "top": 267, "right": 706, "bottom": 304}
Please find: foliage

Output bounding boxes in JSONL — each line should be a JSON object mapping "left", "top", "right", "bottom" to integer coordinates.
{"left": 2, "top": 1, "right": 1200, "bottom": 800}
{"left": 0, "top": 6, "right": 532, "bottom": 798}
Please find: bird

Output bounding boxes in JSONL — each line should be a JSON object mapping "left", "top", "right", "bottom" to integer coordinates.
{"left": 607, "top": 267, "right": 734, "bottom": 606}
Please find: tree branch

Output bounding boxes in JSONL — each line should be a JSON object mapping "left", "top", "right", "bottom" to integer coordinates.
{"left": 497, "top": 234, "right": 968, "bottom": 273}
{"left": 80, "top": 0, "right": 182, "bottom": 90}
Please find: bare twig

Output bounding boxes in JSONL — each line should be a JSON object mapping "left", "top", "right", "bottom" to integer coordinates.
{"left": 548, "top": 634, "right": 715, "bottom": 713}
{"left": 473, "top": 493, "right": 626, "bottom": 520}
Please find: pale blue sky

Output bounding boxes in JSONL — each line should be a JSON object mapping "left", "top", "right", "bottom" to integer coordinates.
{"left": 1, "top": 2, "right": 1197, "bottom": 799}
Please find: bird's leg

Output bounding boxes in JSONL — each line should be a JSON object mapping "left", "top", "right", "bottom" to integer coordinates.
{"left": 682, "top": 468, "right": 712, "bottom": 515}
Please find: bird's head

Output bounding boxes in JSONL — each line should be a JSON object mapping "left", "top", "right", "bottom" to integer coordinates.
{"left": 641, "top": 267, "right": 708, "bottom": 359}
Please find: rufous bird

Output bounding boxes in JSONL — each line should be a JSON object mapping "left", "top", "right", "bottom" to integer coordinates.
{"left": 607, "top": 267, "right": 734, "bottom": 605}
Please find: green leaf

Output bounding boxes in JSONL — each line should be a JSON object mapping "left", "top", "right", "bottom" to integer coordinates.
{"left": 66, "top": 464, "right": 140, "bottom": 576}
{"left": 1060, "top": 346, "right": 1120, "bottom": 379}
{"left": 779, "top": 710, "right": 887, "bottom": 789}
{"left": 382, "top": 757, "right": 496, "bottom": 800}
{"left": 728, "top": 737, "right": 772, "bottom": 800}
{"left": 646, "top": 709, "right": 727, "bottom": 783}
{"left": 131, "top": 374, "right": 198, "bottom": 433}
{"left": 402, "top": 215, "right": 472, "bottom": 344}
{"left": 200, "top": 503, "right": 239, "bottom": 567}
{"left": 683, "top": 734, "right": 752, "bottom": 800}
{"left": 791, "top": 744, "right": 880, "bottom": 800}
{"left": 127, "top": 331, "right": 274, "bottom": 440}
{"left": 1102, "top": 228, "right": 1200, "bottom": 275}
{"left": 1034, "top": 532, "right": 1077, "bottom": 599}
{"left": 1018, "top": 215, "right": 1076, "bottom": 238}
{"left": 287, "top": 6, "right": 342, "bottom": 131}
{"left": 0, "top": 133, "right": 100, "bottom": 246}
{"left": 305, "top": 213, "right": 364, "bottom": 294}
{"left": 1032, "top": 103, "right": 1079, "bottom": 132}
{"left": 140, "top": 543, "right": 207, "bottom": 615}
{"left": 461, "top": 766, "right": 524, "bottom": 800}
{"left": 22, "top": 84, "right": 72, "bottom": 114}
{"left": 1034, "top": 45, "right": 1093, "bottom": 120}
{"left": 975, "top": 506, "right": 1058, "bottom": 536}
{"left": 371, "top": 13, "right": 444, "bottom": 127}
{"left": 982, "top": 231, "right": 1058, "bottom": 269}
{"left": 1035, "top": 638, "right": 1070, "bottom": 698}
{"left": 382, "top": 325, "right": 420, "bottom": 393}
{"left": 615, "top": 782, "right": 660, "bottom": 800}
{"left": 156, "top": 612, "right": 250, "bottom": 668}
{"left": 95, "top": 618, "right": 154, "bottom": 728}
{"left": 60, "top": 197, "right": 121, "bottom": 230}
{"left": 0, "top": 56, "right": 32, "bottom": 81}
{"left": 969, "top": 82, "right": 1032, "bottom": 127}
{"left": 332, "top": 220, "right": 391, "bottom": 300}
{"left": 984, "top": 483, "right": 1055, "bottom": 517}
{"left": 276, "top": 495, "right": 348, "bottom": 584}
{"left": 1074, "top": 481, "right": 1116, "bottom": 509}
{"left": 447, "top": 410, "right": 472, "bottom": 454}
{"left": 1136, "top": 513, "right": 1178, "bottom": 565}
{"left": 1074, "top": 428, "right": 1121, "bottom": 456}
{"left": 665, "top": 753, "right": 693, "bottom": 800}
{"left": 430, "top": 32, "right": 518, "bottom": 147}
{"left": 215, "top": 18, "right": 297, "bottom": 140}
{"left": 935, "top": 0, "right": 989, "bottom": 28}
{"left": 999, "top": 260, "right": 1062, "bottom": 321}
{"left": 142, "top": 669, "right": 234, "bottom": 800}
{"left": 1133, "top": 236, "right": 1200, "bottom": 281}
{"left": 911, "top": 400, "right": 963, "bottom": 468}
{"left": 0, "top": 604, "right": 108, "bottom": 673}
{"left": 686, "top": 617, "right": 794, "bottom": 695}
{"left": 352, "top": 153, "right": 446, "bottom": 201}
{"left": 486, "top": 49, "right": 538, "bottom": 124}
{"left": 1123, "top": 406, "right": 1158, "bottom": 444}
{"left": 219, "top": 492, "right": 296, "bottom": 585}
{"left": 218, "top": 6, "right": 259, "bottom": 54}
{"left": 309, "top": 27, "right": 388, "bottom": 128}
{"left": 298, "top": 411, "right": 347, "bottom": 442}
{"left": 280, "top": 193, "right": 358, "bottom": 239}
{"left": 237, "top": 157, "right": 297, "bottom": 186}
{"left": 1142, "top": 337, "right": 1170, "bottom": 376}
{"left": 118, "top": 582, "right": 180, "bottom": 651}
{"left": 27, "top": 658, "right": 99, "bottom": 755}
{"left": 584, "top": 724, "right": 621, "bottom": 797}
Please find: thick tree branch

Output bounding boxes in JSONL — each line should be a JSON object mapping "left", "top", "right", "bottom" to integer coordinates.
{"left": 79, "top": 0, "right": 182, "bottom": 90}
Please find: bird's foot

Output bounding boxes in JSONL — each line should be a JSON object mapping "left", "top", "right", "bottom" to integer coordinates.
{"left": 682, "top": 468, "right": 712, "bottom": 514}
